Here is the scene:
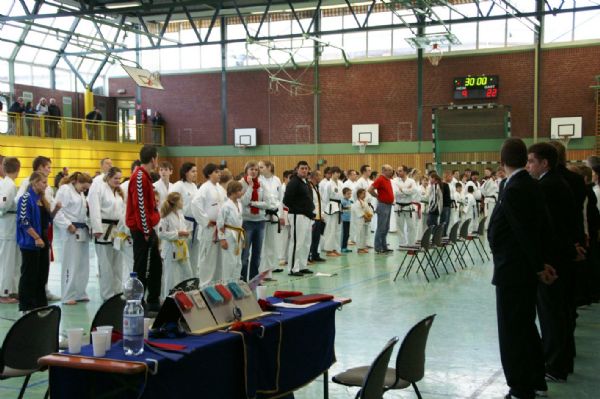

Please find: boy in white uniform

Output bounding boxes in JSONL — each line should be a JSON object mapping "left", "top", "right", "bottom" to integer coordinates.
{"left": 0, "top": 157, "right": 21, "bottom": 303}
{"left": 323, "top": 167, "right": 343, "bottom": 256}
{"left": 153, "top": 161, "right": 173, "bottom": 208}
{"left": 217, "top": 181, "right": 245, "bottom": 281}
{"left": 191, "top": 163, "right": 226, "bottom": 284}
{"left": 277, "top": 170, "right": 293, "bottom": 269}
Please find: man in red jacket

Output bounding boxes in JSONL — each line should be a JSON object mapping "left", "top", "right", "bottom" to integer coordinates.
{"left": 126, "top": 145, "right": 162, "bottom": 311}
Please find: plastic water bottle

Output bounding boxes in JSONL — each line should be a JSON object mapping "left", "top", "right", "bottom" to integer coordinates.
{"left": 123, "top": 272, "right": 144, "bottom": 301}
{"left": 123, "top": 300, "right": 144, "bottom": 356}
{"left": 123, "top": 273, "right": 145, "bottom": 356}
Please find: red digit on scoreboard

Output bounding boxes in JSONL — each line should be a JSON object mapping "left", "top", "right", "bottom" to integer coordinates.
{"left": 462, "top": 89, "right": 468, "bottom": 98}
{"left": 486, "top": 88, "right": 497, "bottom": 98}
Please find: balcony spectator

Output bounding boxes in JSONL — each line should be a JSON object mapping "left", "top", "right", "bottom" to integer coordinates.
{"left": 36, "top": 98, "right": 49, "bottom": 116}
{"left": 24, "top": 102, "right": 36, "bottom": 136}
{"left": 8, "top": 97, "right": 24, "bottom": 135}
{"left": 47, "top": 98, "right": 61, "bottom": 138}
{"left": 85, "top": 107, "right": 103, "bottom": 140}
{"left": 151, "top": 111, "right": 164, "bottom": 145}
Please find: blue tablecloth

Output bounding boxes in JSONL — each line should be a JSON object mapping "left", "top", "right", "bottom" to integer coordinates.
{"left": 49, "top": 299, "right": 339, "bottom": 399}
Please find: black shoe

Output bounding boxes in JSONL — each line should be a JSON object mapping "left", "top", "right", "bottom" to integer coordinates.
{"left": 312, "top": 257, "right": 327, "bottom": 262}
{"left": 288, "top": 272, "right": 304, "bottom": 277}
{"left": 273, "top": 268, "right": 284, "bottom": 273}
{"left": 263, "top": 277, "right": 277, "bottom": 282}
{"left": 545, "top": 372, "right": 566, "bottom": 383}
{"left": 383, "top": 248, "right": 394, "bottom": 253}
{"left": 299, "top": 269, "right": 314, "bottom": 274}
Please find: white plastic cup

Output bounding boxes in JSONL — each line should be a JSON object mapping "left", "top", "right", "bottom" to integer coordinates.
{"left": 96, "top": 326, "right": 113, "bottom": 351}
{"left": 143, "top": 318, "right": 152, "bottom": 340}
{"left": 256, "top": 285, "right": 267, "bottom": 300}
{"left": 66, "top": 328, "right": 84, "bottom": 354}
{"left": 91, "top": 331, "right": 108, "bottom": 357}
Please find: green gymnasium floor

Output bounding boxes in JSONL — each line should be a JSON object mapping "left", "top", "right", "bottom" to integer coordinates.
{"left": 0, "top": 234, "right": 598, "bottom": 398}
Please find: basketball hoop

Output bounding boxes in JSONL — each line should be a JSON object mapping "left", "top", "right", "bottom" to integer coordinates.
{"left": 427, "top": 43, "right": 443, "bottom": 67}
{"left": 358, "top": 141, "right": 368, "bottom": 154}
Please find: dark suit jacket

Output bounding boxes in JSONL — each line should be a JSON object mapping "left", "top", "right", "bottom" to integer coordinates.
{"left": 556, "top": 164, "right": 586, "bottom": 243}
{"left": 488, "top": 170, "right": 545, "bottom": 286}
{"left": 538, "top": 169, "right": 577, "bottom": 268}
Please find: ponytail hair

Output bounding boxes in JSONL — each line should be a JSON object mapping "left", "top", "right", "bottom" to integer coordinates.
{"left": 161, "top": 192, "right": 181, "bottom": 218}
{"left": 62, "top": 171, "right": 92, "bottom": 186}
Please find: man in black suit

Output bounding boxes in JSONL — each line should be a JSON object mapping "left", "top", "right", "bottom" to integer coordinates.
{"left": 527, "top": 143, "right": 578, "bottom": 382}
{"left": 488, "top": 138, "right": 557, "bottom": 399}
{"left": 547, "top": 141, "right": 586, "bottom": 373}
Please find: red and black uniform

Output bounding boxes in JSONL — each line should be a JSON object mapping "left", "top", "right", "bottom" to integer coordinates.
{"left": 126, "top": 166, "right": 162, "bottom": 309}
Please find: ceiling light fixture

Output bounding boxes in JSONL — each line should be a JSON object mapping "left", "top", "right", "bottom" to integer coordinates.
{"left": 105, "top": 1, "right": 142, "bottom": 10}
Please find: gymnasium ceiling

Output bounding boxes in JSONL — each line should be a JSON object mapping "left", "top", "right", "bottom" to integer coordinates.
{"left": 1, "top": 0, "right": 599, "bottom": 87}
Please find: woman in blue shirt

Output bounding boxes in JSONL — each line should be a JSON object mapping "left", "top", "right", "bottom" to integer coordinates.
{"left": 17, "top": 171, "right": 60, "bottom": 312}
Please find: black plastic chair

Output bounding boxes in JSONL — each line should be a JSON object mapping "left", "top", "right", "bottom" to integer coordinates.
{"left": 467, "top": 216, "right": 490, "bottom": 261}
{"left": 90, "top": 293, "right": 126, "bottom": 334}
{"left": 442, "top": 221, "right": 467, "bottom": 270}
{"left": 169, "top": 277, "right": 200, "bottom": 294}
{"left": 457, "top": 219, "right": 476, "bottom": 265}
{"left": 395, "top": 227, "right": 435, "bottom": 282}
{"left": 0, "top": 306, "right": 61, "bottom": 399}
{"left": 332, "top": 315, "right": 436, "bottom": 399}
{"left": 333, "top": 337, "right": 399, "bottom": 399}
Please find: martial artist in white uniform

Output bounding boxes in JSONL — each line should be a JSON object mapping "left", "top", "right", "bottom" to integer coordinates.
{"left": 323, "top": 169, "right": 343, "bottom": 255}
{"left": 217, "top": 190, "right": 244, "bottom": 281}
{"left": 0, "top": 162, "right": 20, "bottom": 302}
{"left": 480, "top": 172, "right": 498, "bottom": 229}
{"left": 157, "top": 205, "right": 193, "bottom": 298}
{"left": 191, "top": 165, "right": 225, "bottom": 284}
{"left": 258, "top": 162, "right": 283, "bottom": 280}
{"left": 463, "top": 187, "right": 478, "bottom": 233}
{"left": 153, "top": 163, "right": 173, "bottom": 208}
{"left": 88, "top": 171, "right": 126, "bottom": 301}
{"left": 393, "top": 167, "right": 418, "bottom": 246}
{"left": 54, "top": 177, "right": 91, "bottom": 304}
{"left": 170, "top": 165, "right": 199, "bottom": 275}
{"left": 87, "top": 158, "right": 113, "bottom": 200}
{"left": 351, "top": 194, "right": 372, "bottom": 252}
{"left": 355, "top": 167, "right": 374, "bottom": 243}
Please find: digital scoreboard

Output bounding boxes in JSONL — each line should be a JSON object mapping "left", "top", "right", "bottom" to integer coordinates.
{"left": 453, "top": 75, "right": 499, "bottom": 100}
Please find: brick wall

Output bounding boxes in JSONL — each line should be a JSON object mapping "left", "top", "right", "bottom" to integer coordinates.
{"left": 108, "top": 45, "right": 599, "bottom": 146}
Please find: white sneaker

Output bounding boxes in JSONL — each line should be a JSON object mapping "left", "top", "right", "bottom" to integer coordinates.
{"left": 47, "top": 293, "right": 61, "bottom": 301}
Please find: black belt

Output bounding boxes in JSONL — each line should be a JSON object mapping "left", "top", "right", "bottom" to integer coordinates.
{"left": 395, "top": 202, "right": 414, "bottom": 217}
{"left": 265, "top": 209, "right": 281, "bottom": 233}
{"left": 450, "top": 200, "right": 457, "bottom": 209}
{"left": 95, "top": 219, "right": 118, "bottom": 244}
{"left": 328, "top": 199, "right": 342, "bottom": 223}
{"left": 484, "top": 196, "right": 498, "bottom": 201}
{"left": 6, "top": 210, "right": 17, "bottom": 214}
{"left": 184, "top": 216, "right": 198, "bottom": 247}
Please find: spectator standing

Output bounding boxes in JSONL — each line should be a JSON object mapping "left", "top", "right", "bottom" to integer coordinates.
{"left": 47, "top": 98, "right": 61, "bottom": 138}
{"left": 126, "top": 145, "right": 162, "bottom": 312}
{"left": 368, "top": 165, "right": 395, "bottom": 254}
{"left": 54, "top": 167, "right": 69, "bottom": 189}
{"left": 24, "top": 101, "right": 36, "bottom": 136}
{"left": 151, "top": 111, "right": 165, "bottom": 144}
{"left": 85, "top": 107, "right": 103, "bottom": 140}
{"left": 8, "top": 97, "right": 25, "bottom": 135}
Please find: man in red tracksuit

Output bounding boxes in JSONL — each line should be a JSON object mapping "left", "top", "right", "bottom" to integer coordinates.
{"left": 126, "top": 145, "right": 162, "bottom": 311}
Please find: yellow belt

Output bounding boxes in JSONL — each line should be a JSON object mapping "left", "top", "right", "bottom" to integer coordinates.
{"left": 173, "top": 239, "right": 189, "bottom": 261}
{"left": 224, "top": 224, "right": 246, "bottom": 256}
{"left": 114, "top": 232, "right": 130, "bottom": 240}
